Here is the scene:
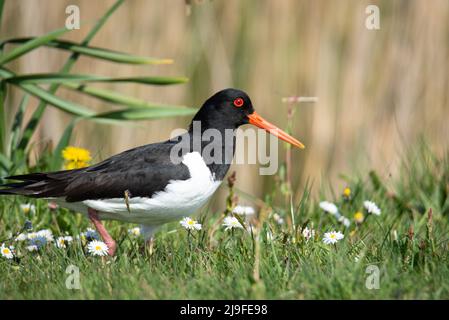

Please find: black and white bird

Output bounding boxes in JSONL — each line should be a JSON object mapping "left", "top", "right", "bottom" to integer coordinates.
{"left": 0, "top": 88, "right": 304, "bottom": 255}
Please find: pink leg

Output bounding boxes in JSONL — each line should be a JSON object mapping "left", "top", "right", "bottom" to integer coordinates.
{"left": 87, "top": 207, "right": 117, "bottom": 256}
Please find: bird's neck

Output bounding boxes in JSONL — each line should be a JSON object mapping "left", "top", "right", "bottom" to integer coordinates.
{"left": 185, "top": 122, "right": 236, "bottom": 181}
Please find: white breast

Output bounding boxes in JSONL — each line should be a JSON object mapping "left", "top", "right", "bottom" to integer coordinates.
{"left": 56, "top": 152, "right": 222, "bottom": 226}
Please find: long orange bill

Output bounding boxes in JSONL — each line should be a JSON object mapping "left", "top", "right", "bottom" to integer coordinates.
{"left": 247, "top": 112, "right": 305, "bottom": 149}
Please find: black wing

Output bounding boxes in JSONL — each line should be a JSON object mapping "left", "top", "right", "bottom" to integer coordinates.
{"left": 0, "top": 140, "right": 190, "bottom": 202}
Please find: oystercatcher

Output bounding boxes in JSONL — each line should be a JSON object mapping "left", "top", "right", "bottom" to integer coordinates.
{"left": 0, "top": 88, "right": 304, "bottom": 255}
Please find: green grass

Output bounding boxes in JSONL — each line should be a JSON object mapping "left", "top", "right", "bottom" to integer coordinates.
{"left": 0, "top": 145, "right": 449, "bottom": 299}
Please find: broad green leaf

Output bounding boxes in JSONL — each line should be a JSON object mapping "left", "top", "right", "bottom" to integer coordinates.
{"left": 0, "top": 38, "right": 173, "bottom": 65}
{"left": 0, "top": 28, "right": 70, "bottom": 65}
{"left": 5, "top": 73, "right": 188, "bottom": 85}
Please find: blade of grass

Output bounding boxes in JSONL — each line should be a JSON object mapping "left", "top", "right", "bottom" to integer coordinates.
{"left": 0, "top": 67, "right": 94, "bottom": 117}
{"left": 1, "top": 38, "right": 173, "bottom": 65}
{"left": 49, "top": 118, "right": 79, "bottom": 171}
{"left": 63, "top": 83, "right": 191, "bottom": 109}
{"left": 16, "top": 0, "right": 125, "bottom": 152}
{"left": 0, "top": 28, "right": 70, "bottom": 65}
{"left": 5, "top": 73, "right": 188, "bottom": 85}
{"left": 93, "top": 107, "right": 197, "bottom": 121}
{"left": 0, "top": 0, "right": 5, "bottom": 32}
{"left": 0, "top": 80, "right": 5, "bottom": 154}
{"left": 8, "top": 94, "right": 29, "bottom": 156}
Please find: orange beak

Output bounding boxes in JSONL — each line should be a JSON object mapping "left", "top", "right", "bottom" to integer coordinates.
{"left": 247, "top": 112, "right": 305, "bottom": 149}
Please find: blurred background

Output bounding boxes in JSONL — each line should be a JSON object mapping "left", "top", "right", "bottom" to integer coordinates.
{"left": 2, "top": 0, "right": 449, "bottom": 207}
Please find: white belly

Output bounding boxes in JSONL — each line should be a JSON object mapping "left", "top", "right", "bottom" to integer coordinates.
{"left": 55, "top": 152, "right": 222, "bottom": 226}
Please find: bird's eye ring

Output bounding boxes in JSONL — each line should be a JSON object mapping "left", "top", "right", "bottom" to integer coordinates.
{"left": 233, "top": 98, "right": 244, "bottom": 107}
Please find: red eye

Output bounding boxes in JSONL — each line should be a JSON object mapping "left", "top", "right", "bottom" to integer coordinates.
{"left": 233, "top": 98, "right": 244, "bottom": 107}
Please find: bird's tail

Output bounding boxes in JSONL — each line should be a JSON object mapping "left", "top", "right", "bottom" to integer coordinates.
{"left": 0, "top": 172, "right": 72, "bottom": 198}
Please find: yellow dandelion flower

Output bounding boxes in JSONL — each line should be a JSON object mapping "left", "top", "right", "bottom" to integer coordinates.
{"left": 62, "top": 146, "right": 91, "bottom": 169}
{"left": 354, "top": 211, "right": 364, "bottom": 224}
{"left": 343, "top": 187, "right": 351, "bottom": 198}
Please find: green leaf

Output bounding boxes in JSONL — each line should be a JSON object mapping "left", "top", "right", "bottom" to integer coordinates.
{"left": 0, "top": 67, "right": 95, "bottom": 117}
{"left": 0, "top": 28, "right": 70, "bottom": 65}
{"left": 50, "top": 118, "right": 79, "bottom": 171}
{"left": 15, "top": 0, "right": 125, "bottom": 151}
{"left": 0, "top": 38, "right": 173, "bottom": 65}
{"left": 0, "top": 1, "right": 5, "bottom": 33}
{"left": 94, "top": 107, "right": 196, "bottom": 121}
{"left": 64, "top": 83, "right": 191, "bottom": 109}
{"left": 0, "top": 80, "right": 5, "bottom": 154}
{"left": 5, "top": 73, "right": 188, "bottom": 85}
{"left": 9, "top": 94, "right": 29, "bottom": 156}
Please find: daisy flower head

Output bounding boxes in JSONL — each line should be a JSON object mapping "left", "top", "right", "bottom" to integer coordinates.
{"left": 128, "top": 227, "right": 141, "bottom": 237}
{"left": 354, "top": 211, "right": 364, "bottom": 224}
{"left": 62, "top": 146, "right": 92, "bottom": 169}
{"left": 15, "top": 233, "right": 28, "bottom": 242}
{"left": 232, "top": 205, "right": 255, "bottom": 216}
{"left": 36, "top": 229, "right": 54, "bottom": 242}
{"left": 272, "top": 213, "right": 285, "bottom": 225}
{"left": 1, "top": 244, "right": 14, "bottom": 259}
{"left": 322, "top": 231, "right": 344, "bottom": 245}
{"left": 20, "top": 204, "right": 36, "bottom": 215}
{"left": 319, "top": 201, "right": 339, "bottom": 216}
{"left": 222, "top": 216, "right": 244, "bottom": 231}
{"left": 55, "top": 236, "right": 73, "bottom": 249}
{"left": 26, "top": 245, "right": 39, "bottom": 252}
{"left": 338, "top": 216, "right": 351, "bottom": 228}
{"left": 302, "top": 227, "right": 316, "bottom": 241}
{"left": 364, "top": 201, "right": 381, "bottom": 216}
{"left": 179, "top": 217, "right": 202, "bottom": 231}
{"left": 87, "top": 240, "right": 109, "bottom": 256}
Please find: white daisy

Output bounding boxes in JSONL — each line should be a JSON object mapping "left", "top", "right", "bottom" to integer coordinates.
{"left": 27, "top": 229, "right": 53, "bottom": 242}
{"left": 364, "top": 200, "right": 381, "bottom": 216}
{"left": 222, "top": 216, "right": 244, "bottom": 231}
{"left": 55, "top": 236, "right": 73, "bottom": 249}
{"left": 272, "top": 213, "right": 285, "bottom": 225}
{"left": 319, "top": 201, "right": 339, "bottom": 216}
{"left": 15, "top": 233, "right": 27, "bottom": 241}
{"left": 179, "top": 217, "right": 202, "bottom": 231}
{"left": 338, "top": 216, "right": 351, "bottom": 227}
{"left": 1, "top": 244, "right": 14, "bottom": 259}
{"left": 232, "top": 205, "right": 255, "bottom": 216}
{"left": 20, "top": 204, "right": 36, "bottom": 215}
{"left": 127, "top": 227, "right": 141, "bottom": 237}
{"left": 302, "top": 227, "right": 316, "bottom": 240}
{"left": 322, "top": 231, "right": 344, "bottom": 245}
{"left": 87, "top": 240, "right": 109, "bottom": 256}
{"left": 26, "top": 245, "right": 38, "bottom": 252}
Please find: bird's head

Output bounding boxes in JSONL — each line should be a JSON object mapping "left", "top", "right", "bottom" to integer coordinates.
{"left": 191, "top": 88, "right": 305, "bottom": 149}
